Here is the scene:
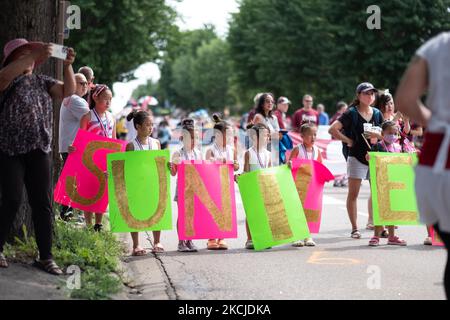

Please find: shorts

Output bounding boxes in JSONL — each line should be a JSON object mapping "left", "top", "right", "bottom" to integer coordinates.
{"left": 347, "top": 156, "right": 370, "bottom": 180}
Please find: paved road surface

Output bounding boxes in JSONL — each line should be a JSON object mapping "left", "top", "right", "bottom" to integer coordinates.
{"left": 120, "top": 175, "right": 446, "bottom": 300}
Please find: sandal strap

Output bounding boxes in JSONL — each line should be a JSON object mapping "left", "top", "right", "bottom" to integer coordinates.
{"left": 39, "top": 259, "right": 62, "bottom": 273}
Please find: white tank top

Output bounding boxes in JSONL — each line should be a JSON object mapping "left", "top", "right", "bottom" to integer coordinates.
{"left": 208, "top": 143, "right": 234, "bottom": 161}
{"left": 248, "top": 147, "right": 271, "bottom": 171}
{"left": 132, "top": 137, "right": 159, "bottom": 151}
{"left": 179, "top": 147, "right": 202, "bottom": 161}
{"left": 296, "top": 144, "right": 320, "bottom": 161}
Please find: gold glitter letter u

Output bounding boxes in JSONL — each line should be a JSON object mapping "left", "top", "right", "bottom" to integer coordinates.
{"left": 111, "top": 157, "right": 168, "bottom": 229}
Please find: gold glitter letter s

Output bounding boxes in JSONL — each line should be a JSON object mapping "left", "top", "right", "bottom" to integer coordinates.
{"left": 294, "top": 164, "right": 320, "bottom": 223}
{"left": 66, "top": 141, "right": 123, "bottom": 206}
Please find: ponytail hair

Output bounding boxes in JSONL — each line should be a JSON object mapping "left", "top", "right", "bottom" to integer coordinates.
{"left": 376, "top": 91, "right": 393, "bottom": 113}
{"left": 212, "top": 113, "right": 231, "bottom": 133}
{"left": 181, "top": 118, "right": 195, "bottom": 131}
{"left": 127, "top": 110, "right": 151, "bottom": 129}
{"left": 89, "top": 84, "right": 110, "bottom": 109}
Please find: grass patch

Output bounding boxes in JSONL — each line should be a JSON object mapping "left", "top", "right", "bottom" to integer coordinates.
{"left": 4, "top": 218, "right": 126, "bottom": 300}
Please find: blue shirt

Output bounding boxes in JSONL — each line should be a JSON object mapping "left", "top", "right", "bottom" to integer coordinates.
{"left": 318, "top": 112, "right": 329, "bottom": 126}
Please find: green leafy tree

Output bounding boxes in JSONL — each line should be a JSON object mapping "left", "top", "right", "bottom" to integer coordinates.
{"left": 228, "top": 0, "right": 450, "bottom": 113}
{"left": 66, "top": 0, "right": 178, "bottom": 87}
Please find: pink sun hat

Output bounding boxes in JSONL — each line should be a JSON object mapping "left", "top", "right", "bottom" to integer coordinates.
{"left": 2, "top": 38, "right": 45, "bottom": 67}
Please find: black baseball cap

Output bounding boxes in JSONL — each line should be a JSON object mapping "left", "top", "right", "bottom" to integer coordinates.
{"left": 356, "top": 82, "right": 377, "bottom": 94}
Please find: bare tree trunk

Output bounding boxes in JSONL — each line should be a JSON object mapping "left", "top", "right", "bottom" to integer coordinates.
{"left": 0, "top": 0, "right": 59, "bottom": 242}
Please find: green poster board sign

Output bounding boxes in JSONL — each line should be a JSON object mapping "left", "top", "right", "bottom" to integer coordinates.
{"left": 107, "top": 150, "right": 172, "bottom": 232}
{"left": 369, "top": 152, "right": 420, "bottom": 226}
{"left": 238, "top": 165, "right": 310, "bottom": 250}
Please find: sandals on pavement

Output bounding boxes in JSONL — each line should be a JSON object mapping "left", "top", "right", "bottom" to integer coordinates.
{"left": 245, "top": 240, "right": 254, "bottom": 250}
{"left": 351, "top": 230, "right": 361, "bottom": 239}
{"left": 151, "top": 243, "right": 165, "bottom": 254}
{"left": 369, "top": 236, "right": 380, "bottom": 247}
{"left": 0, "top": 253, "right": 8, "bottom": 268}
{"left": 207, "top": 239, "right": 220, "bottom": 250}
{"left": 366, "top": 223, "right": 375, "bottom": 230}
{"left": 34, "top": 259, "right": 63, "bottom": 276}
{"left": 292, "top": 240, "right": 304, "bottom": 247}
{"left": 132, "top": 247, "right": 147, "bottom": 256}
{"left": 217, "top": 239, "right": 228, "bottom": 250}
{"left": 388, "top": 236, "right": 407, "bottom": 246}
{"left": 304, "top": 238, "right": 316, "bottom": 247}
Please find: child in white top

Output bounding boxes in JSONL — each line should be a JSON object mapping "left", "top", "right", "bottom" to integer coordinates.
{"left": 77, "top": 85, "right": 116, "bottom": 232}
{"left": 125, "top": 110, "right": 163, "bottom": 255}
{"left": 243, "top": 123, "right": 271, "bottom": 250}
{"left": 169, "top": 119, "right": 202, "bottom": 253}
{"left": 205, "top": 114, "right": 240, "bottom": 250}
{"left": 289, "top": 123, "right": 322, "bottom": 247}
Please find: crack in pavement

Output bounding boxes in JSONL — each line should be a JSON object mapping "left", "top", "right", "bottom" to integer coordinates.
{"left": 151, "top": 252, "right": 180, "bottom": 300}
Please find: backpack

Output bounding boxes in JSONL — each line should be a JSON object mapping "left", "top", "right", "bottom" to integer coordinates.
{"left": 342, "top": 106, "right": 383, "bottom": 160}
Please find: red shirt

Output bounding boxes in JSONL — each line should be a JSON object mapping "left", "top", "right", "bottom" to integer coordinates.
{"left": 292, "top": 108, "right": 319, "bottom": 131}
{"left": 247, "top": 108, "right": 256, "bottom": 125}
{"left": 272, "top": 109, "right": 286, "bottom": 129}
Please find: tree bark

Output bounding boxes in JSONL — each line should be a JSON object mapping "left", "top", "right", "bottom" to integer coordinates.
{"left": 0, "top": 0, "right": 59, "bottom": 242}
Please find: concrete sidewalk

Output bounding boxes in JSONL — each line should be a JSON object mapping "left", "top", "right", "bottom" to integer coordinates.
{"left": 0, "top": 262, "right": 68, "bottom": 300}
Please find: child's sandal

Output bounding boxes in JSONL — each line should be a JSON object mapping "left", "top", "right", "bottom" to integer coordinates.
{"left": 369, "top": 236, "right": 380, "bottom": 247}
{"left": 207, "top": 239, "right": 220, "bottom": 250}
{"left": 151, "top": 243, "right": 165, "bottom": 254}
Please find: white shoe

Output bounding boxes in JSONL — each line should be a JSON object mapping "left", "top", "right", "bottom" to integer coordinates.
{"left": 304, "top": 238, "right": 316, "bottom": 246}
{"left": 292, "top": 240, "right": 304, "bottom": 247}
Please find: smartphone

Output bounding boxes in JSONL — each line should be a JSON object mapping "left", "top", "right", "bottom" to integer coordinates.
{"left": 50, "top": 43, "right": 68, "bottom": 60}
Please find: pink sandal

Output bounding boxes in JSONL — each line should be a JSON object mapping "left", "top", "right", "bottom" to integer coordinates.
{"left": 388, "top": 236, "right": 407, "bottom": 246}
{"left": 369, "top": 236, "right": 380, "bottom": 247}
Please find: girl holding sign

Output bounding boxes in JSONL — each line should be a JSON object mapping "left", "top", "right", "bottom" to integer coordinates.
{"left": 243, "top": 123, "right": 272, "bottom": 250}
{"left": 205, "top": 114, "right": 240, "bottom": 250}
{"left": 289, "top": 123, "right": 322, "bottom": 247}
{"left": 125, "top": 110, "right": 164, "bottom": 255}
{"left": 77, "top": 85, "right": 116, "bottom": 232}
{"left": 366, "top": 121, "right": 407, "bottom": 247}
{"left": 169, "top": 118, "right": 202, "bottom": 253}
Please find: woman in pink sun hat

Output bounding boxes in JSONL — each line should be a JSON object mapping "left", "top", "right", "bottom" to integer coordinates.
{"left": 0, "top": 38, "right": 76, "bottom": 275}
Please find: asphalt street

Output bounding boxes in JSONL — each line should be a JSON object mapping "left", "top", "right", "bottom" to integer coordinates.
{"left": 120, "top": 175, "right": 447, "bottom": 300}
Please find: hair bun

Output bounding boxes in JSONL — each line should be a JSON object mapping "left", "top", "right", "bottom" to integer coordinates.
{"left": 126, "top": 111, "right": 136, "bottom": 121}
{"left": 212, "top": 113, "right": 222, "bottom": 123}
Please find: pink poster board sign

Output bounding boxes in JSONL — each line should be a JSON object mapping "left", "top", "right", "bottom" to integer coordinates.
{"left": 291, "top": 159, "right": 334, "bottom": 233}
{"left": 54, "top": 129, "right": 127, "bottom": 213}
{"left": 177, "top": 161, "right": 238, "bottom": 240}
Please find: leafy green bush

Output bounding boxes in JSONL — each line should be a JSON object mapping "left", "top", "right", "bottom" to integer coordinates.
{"left": 5, "top": 219, "right": 126, "bottom": 300}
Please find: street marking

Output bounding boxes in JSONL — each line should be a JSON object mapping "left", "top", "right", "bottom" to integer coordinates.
{"left": 307, "top": 251, "right": 362, "bottom": 265}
